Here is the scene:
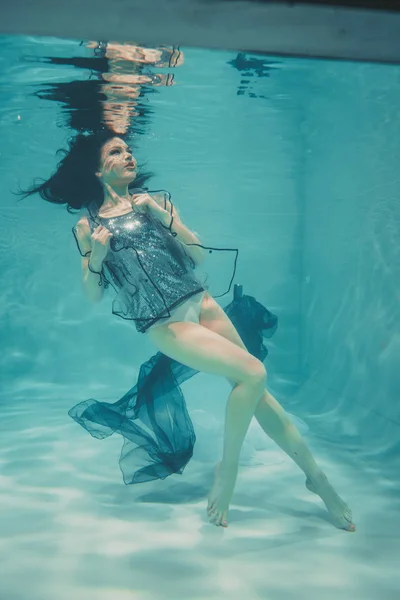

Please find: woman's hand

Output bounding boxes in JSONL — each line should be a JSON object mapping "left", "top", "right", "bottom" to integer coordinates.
{"left": 132, "top": 192, "right": 170, "bottom": 225}
{"left": 90, "top": 225, "right": 113, "bottom": 267}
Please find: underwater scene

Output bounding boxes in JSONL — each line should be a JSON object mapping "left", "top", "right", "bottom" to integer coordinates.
{"left": 0, "top": 34, "right": 399, "bottom": 600}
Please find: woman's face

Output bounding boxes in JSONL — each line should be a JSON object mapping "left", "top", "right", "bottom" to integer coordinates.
{"left": 98, "top": 137, "right": 137, "bottom": 185}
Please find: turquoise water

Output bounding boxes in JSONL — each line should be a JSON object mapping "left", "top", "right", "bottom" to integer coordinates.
{"left": 0, "top": 34, "right": 400, "bottom": 600}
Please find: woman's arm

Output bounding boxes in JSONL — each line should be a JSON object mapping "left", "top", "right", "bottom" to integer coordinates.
{"left": 74, "top": 218, "right": 105, "bottom": 303}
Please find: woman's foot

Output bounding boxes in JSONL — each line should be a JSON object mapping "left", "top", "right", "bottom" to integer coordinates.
{"left": 306, "top": 472, "right": 356, "bottom": 531}
{"left": 207, "top": 462, "right": 239, "bottom": 527}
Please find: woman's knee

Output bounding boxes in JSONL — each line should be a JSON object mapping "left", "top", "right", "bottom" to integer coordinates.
{"left": 242, "top": 357, "right": 267, "bottom": 391}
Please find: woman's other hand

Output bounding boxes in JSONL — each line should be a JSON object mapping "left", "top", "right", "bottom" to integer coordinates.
{"left": 91, "top": 225, "right": 113, "bottom": 267}
{"left": 132, "top": 193, "right": 170, "bottom": 225}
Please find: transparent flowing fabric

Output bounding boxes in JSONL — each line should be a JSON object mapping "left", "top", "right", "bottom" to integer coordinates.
{"left": 69, "top": 285, "right": 278, "bottom": 484}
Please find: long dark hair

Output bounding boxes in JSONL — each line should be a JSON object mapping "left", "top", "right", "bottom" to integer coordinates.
{"left": 18, "top": 130, "right": 152, "bottom": 214}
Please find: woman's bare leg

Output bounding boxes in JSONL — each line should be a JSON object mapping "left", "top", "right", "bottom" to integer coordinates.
{"left": 199, "top": 294, "right": 355, "bottom": 531}
{"left": 147, "top": 319, "right": 267, "bottom": 527}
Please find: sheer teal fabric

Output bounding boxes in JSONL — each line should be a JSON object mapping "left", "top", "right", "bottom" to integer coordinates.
{"left": 69, "top": 285, "right": 278, "bottom": 484}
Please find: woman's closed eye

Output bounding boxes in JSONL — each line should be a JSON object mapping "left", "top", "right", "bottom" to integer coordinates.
{"left": 109, "top": 147, "right": 132, "bottom": 156}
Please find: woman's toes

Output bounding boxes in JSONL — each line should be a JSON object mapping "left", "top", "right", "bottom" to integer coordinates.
{"left": 215, "top": 511, "right": 224, "bottom": 526}
{"left": 210, "top": 511, "right": 228, "bottom": 527}
{"left": 208, "top": 509, "right": 218, "bottom": 523}
{"left": 220, "top": 511, "right": 228, "bottom": 527}
{"left": 209, "top": 510, "right": 225, "bottom": 527}
{"left": 211, "top": 512, "right": 220, "bottom": 525}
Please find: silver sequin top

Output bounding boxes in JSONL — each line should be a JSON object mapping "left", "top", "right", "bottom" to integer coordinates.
{"left": 84, "top": 198, "right": 205, "bottom": 333}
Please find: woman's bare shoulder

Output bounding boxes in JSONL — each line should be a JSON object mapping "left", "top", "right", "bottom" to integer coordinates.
{"left": 75, "top": 216, "right": 90, "bottom": 235}
{"left": 74, "top": 216, "right": 92, "bottom": 254}
{"left": 150, "top": 190, "right": 181, "bottom": 219}
{"left": 149, "top": 190, "right": 169, "bottom": 205}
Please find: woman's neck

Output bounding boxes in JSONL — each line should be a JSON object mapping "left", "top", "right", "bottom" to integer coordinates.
{"left": 108, "top": 183, "right": 130, "bottom": 200}
{"left": 98, "top": 184, "right": 133, "bottom": 217}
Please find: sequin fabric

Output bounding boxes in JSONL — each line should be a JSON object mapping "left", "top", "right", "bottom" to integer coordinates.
{"left": 86, "top": 204, "right": 205, "bottom": 333}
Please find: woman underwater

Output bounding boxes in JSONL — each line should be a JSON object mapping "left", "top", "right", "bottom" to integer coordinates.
{"left": 23, "top": 131, "right": 355, "bottom": 531}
